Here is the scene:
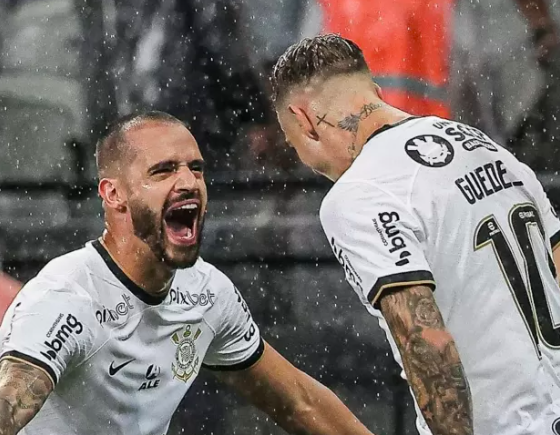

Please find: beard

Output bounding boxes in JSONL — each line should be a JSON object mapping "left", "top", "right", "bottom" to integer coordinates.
{"left": 129, "top": 198, "right": 205, "bottom": 269}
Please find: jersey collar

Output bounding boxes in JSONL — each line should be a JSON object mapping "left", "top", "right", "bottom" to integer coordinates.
{"left": 92, "top": 240, "right": 168, "bottom": 306}
{"left": 365, "top": 116, "right": 421, "bottom": 143}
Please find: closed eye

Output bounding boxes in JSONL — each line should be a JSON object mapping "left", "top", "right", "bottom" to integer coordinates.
{"left": 152, "top": 167, "right": 173, "bottom": 175}
{"left": 189, "top": 160, "right": 205, "bottom": 173}
{"left": 148, "top": 161, "right": 177, "bottom": 176}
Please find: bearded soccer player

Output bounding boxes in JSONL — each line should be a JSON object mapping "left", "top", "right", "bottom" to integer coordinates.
{"left": 0, "top": 112, "right": 376, "bottom": 435}
{"left": 272, "top": 34, "right": 560, "bottom": 435}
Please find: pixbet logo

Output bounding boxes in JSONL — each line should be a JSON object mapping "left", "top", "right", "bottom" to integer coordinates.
{"left": 40, "top": 314, "right": 83, "bottom": 361}
{"left": 168, "top": 289, "right": 216, "bottom": 307}
{"left": 95, "top": 294, "right": 134, "bottom": 325}
{"left": 376, "top": 211, "right": 411, "bottom": 266}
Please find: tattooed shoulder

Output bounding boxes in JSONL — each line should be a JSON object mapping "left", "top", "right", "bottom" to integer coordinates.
{"left": 0, "top": 358, "right": 54, "bottom": 435}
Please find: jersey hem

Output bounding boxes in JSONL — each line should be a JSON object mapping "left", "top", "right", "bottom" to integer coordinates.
{"left": 0, "top": 351, "right": 57, "bottom": 387}
{"left": 551, "top": 229, "right": 560, "bottom": 251}
{"left": 368, "top": 270, "right": 436, "bottom": 308}
{"left": 202, "top": 337, "right": 265, "bottom": 372}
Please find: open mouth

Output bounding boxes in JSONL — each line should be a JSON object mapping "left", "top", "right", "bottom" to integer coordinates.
{"left": 163, "top": 200, "right": 200, "bottom": 246}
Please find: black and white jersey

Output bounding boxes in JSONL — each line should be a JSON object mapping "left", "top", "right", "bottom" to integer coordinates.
{"left": 320, "top": 117, "right": 560, "bottom": 435}
{"left": 0, "top": 241, "right": 262, "bottom": 435}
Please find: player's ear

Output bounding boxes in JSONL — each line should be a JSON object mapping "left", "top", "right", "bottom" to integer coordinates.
{"left": 288, "top": 105, "right": 319, "bottom": 141}
{"left": 98, "top": 178, "right": 127, "bottom": 212}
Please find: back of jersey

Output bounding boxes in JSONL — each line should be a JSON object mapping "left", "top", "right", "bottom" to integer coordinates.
{"left": 407, "top": 117, "right": 560, "bottom": 434}
{"left": 321, "top": 116, "right": 560, "bottom": 435}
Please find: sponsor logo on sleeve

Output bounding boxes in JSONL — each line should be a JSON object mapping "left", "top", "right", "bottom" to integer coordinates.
{"left": 40, "top": 314, "right": 83, "bottom": 361}
{"left": 372, "top": 211, "right": 411, "bottom": 267}
{"left": 95, "top": 294, "right": 134, "bottom": 325}
{"left": 330, "top": 238, "right": 364, "bottom": 293}
{"left": 405, "top": 135, "right": 454, "bottom": 167}
{"left": 46, "top": 313, "right": 64, "bottom": 338}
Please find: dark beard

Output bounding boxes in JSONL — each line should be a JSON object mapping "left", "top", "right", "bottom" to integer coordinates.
{"left": 129, "top": 198, "right": 204, "bottom": 269}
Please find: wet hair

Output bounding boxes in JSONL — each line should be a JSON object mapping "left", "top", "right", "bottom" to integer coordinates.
{"left": 95, "top": 111, "right": 185, "bottom": 178}
{"left": 271, "top": 34, "right": 369, "bottom": 105}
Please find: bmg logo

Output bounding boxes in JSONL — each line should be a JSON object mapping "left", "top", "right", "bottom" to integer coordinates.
{"left": 378, "top": 211, "right": 411, "bottom": 266}
{"left": 40, "top": 314, "right": 83, "bottom": 361}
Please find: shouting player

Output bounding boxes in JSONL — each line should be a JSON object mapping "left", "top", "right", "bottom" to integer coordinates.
{"left": 0, "top": 112, "right": 377, "bottom": 435}
{"left": 273, "top": 34, "right": 560, "bottom": 435}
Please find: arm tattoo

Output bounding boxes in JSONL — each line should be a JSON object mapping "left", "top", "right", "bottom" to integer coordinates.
{"left": 0, "top": 359, "right": 53, "bottom": 435}
{"left": 380, "top": 286, "right": 473, "bottom": 435}
{"left": 337, "top": 103, "right": 383, "bottom": 134}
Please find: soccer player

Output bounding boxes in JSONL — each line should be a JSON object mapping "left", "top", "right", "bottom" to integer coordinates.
{"left": 272, "top": 34, "right": 560, "bottom": 435}
{"left": 0, "top": 112, "right": 376, "bottom": 435}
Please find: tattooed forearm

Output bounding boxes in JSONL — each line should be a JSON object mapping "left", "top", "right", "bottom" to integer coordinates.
{"left": 380, "top": 286, "right": 473, "bottom": 435}
{"left": 337, "top": 103, "right": 383, "bottom": 133}
{"left": 0, "top": 358, "right": 53, "bottom": 435}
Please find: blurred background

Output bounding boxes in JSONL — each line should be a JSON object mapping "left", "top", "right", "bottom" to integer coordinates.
{"left": 1, "top": 0, "right": 560, "bottom": 433}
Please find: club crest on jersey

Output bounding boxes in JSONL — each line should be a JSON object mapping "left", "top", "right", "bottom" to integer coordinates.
{"left": 404, "top": 135, "right": 454, "bottom": 167}
{"left": 171, "top": 325, "right": 202, "bottom": 383}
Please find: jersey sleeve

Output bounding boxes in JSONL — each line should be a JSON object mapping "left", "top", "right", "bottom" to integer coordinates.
{"left": 0, "top": 279, "right": 97, "bottom": 386}
{"left": 202, "top": 268, "right": 263, "bottom": 371}
{"left": 320, "top": 180, "right": 436, "bottom": 309}
{"left": 520, "top": 163, "right": 560, "bottom": 250}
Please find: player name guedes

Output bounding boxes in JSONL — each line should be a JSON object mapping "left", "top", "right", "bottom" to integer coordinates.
{"left": 455, "top": 159, "right": 524, "bottom": 205}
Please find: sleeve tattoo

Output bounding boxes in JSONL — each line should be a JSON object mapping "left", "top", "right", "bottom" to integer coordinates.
{"left": 379, "top": 286, "right": 473, "bottom": 435}
{"left": 0, "top": 358, "right": 53, "bottom": 435}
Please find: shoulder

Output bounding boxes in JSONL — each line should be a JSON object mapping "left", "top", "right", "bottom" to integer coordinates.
{"left": 15, "top": 245, "right": 99, "bottom": 311}
{"left": 320, "top": 177, "right": 409, "bottom": 227}
{"left": 323, "top": 117, "right": 447, "bottom": 214}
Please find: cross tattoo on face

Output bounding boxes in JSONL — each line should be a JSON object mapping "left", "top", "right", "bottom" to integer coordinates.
{"left": 316, "top": 114, "right": 335, "bottom": 128}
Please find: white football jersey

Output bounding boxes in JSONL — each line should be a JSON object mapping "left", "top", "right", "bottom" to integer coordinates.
{"left": 320, "top": 116, "right": 560, "bottom": 435}
{"left": 0, "top": 240, "right": 262, "bottom": 435}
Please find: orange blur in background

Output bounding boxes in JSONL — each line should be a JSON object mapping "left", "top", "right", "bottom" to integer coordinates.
{"left": 319, "top": 0, "right": 453, "bottom": 118}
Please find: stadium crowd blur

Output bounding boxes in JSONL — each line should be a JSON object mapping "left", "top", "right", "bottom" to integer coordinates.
{"left": 0, "top": 0, "right": 559, "bottom": 433}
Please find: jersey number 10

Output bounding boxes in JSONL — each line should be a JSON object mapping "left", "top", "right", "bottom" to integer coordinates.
{"left": 474, "top": 203, "right": 560, "bottom": 357}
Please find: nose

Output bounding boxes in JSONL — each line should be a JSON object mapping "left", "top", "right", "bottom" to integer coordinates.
{"left": 174, "top": 165, "right": 198, "bottom": 192}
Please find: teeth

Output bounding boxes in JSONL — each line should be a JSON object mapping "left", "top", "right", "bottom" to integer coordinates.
{"left": 178, "top": 204, "right": 198, "bottom": 210}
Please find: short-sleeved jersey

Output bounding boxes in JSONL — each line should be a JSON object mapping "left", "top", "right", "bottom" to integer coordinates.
{"left": 0, "top": 240, "right": 262, "bottom": 435}
{"left": 320, "top": 116, "right": 560, "bottom": 435}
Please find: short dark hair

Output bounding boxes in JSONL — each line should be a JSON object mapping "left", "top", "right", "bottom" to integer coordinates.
{"left": 96, "top": 111, "right": 184, "bottom": 178}
{"left": 271, "top": 34, "right": 369, "bottom": 105}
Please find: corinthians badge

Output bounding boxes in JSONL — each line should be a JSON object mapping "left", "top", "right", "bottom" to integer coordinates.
{"left": 171, "top": 325, "right": 202, "bottom": 382}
